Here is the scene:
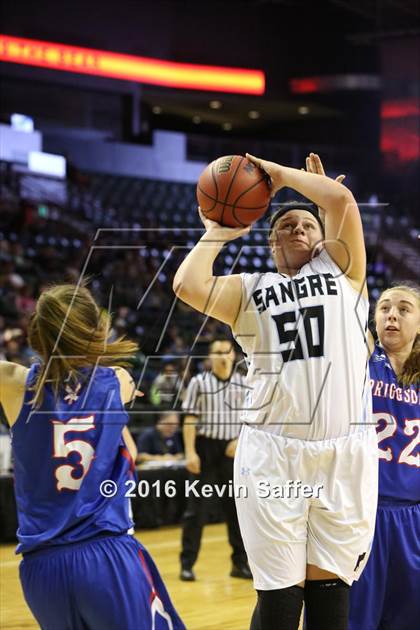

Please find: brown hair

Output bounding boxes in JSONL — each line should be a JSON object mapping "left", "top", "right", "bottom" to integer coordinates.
{"left": 28, "top": 282, "right": 138, "bottom": 405}
{"left": 375, "top": 282, "right": 420, "bottom": 387}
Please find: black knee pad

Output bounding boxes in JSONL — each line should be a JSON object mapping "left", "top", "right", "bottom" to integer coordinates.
{"left": 305, "top": 578, "right": 350, "bottom": 630}
{"left": 250, "top": 585, "right": 304, "bottom": 630}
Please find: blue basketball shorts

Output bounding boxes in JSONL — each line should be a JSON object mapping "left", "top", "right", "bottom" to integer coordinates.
{"left": 349, "top": 500, "right": 420, "bottom": 630}
{"left": 19, "top": 533, "right": 185, "bottom": 630}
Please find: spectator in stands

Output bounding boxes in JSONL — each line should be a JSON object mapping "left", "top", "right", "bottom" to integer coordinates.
{"left": 167, "top": 333, "right": 188, "bottom": 356}
{"left": 2, "top": 330, "right": 32, "bottom": 366}
{"left": 150, "top": 361, "right": 183, "bottom": 406}
{"left": 15, "top": 284, "right": 36, "bottom": 316}
{"left": 136, "top": 411, "right": 184, "bottom": 464}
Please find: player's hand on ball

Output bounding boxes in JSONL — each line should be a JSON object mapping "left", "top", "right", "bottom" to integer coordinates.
{"left": 186, "top": 452, "right": 201, "bottom": 474}
{"left": 198, "top": 207, "right": 251, "bottom": 242}
{"left": 245, "top": 153, "right": 285, "bottom": 197}
{"left": 305, "top": 152, "right": 346, "bottom": 184}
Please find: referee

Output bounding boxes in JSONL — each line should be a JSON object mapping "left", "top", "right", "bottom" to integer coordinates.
{"left": 179, "top": 336, "right": 251, "bottom": 581}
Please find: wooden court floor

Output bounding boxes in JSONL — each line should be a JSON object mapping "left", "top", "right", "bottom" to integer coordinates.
{"left": 0, "top": 523, "right": 258, "bottom": 630}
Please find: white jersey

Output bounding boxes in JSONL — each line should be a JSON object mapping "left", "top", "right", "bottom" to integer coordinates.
{"left": 232, "top": 249, "right": 371, "bottom": 440}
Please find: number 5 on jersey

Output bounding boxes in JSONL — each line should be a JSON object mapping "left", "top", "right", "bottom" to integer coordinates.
{"left": 52, "top": 416, "right": 96, "bottom": 491}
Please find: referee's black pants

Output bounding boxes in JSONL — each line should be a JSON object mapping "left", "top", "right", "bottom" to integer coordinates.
{"left": 180, "top": 435, "right": 247, "bottom": 570}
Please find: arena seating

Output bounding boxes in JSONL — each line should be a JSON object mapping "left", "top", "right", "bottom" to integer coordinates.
{"left": 1, "top": 162, "right": 418, "bottom": 426}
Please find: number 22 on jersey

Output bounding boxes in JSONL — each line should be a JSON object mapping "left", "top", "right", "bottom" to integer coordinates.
{"left": 375, "top": 412, "right": 420, "bottom": 467}
{"left": 52, "top": 416, "right": 96, "bottom": 491}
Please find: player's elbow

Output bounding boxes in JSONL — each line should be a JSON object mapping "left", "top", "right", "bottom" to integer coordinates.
{"left": 173, "top": 268, "right": 187, "bottom": 296}
{"left": 173, "top": 274, "right": 190, "bottom": 302}
{"left": 173, "top": 273, "right": 209, "bottom": 309}
{"left": 173, "top": 277, "right": 199, "bottom": 314}
{"left": 172, "top": 274, "right": 182, "bottom": 297}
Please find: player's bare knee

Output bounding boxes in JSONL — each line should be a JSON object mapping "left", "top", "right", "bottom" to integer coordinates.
{"left": 306, "top": 564, "right": 339, "bottom": 580}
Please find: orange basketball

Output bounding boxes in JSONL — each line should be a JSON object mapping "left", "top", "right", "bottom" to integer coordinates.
{"left": 196, "top": 155, "right": 271, "bottom": 227}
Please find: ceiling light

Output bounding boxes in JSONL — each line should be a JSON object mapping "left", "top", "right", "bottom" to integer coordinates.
{"left": 222, "top": 122, "right": 232, "bottom": 131}
{"left": 248, "top": 110, "right": 260, "bottom": 119}
{"left": 210, "top": 100, "right": 222, "bottom": 109}
{"left": 298, "top": 106, "right": 310, "bottom": 115}
{"left": 152, "top": 105, "right": 162, "bottom": 114}
{"left": 192, "top": 115, "right": 201, "bottom": 124}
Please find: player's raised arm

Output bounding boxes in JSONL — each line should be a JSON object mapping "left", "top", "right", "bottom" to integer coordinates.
{"left": 246, "top": 153, "right": 367, "bottom": 292}
{"left": 172, "top": 209, "right": 250, "bottom": 327}
{"left": 304, "top": 152, "right": 346, "bottom": 226}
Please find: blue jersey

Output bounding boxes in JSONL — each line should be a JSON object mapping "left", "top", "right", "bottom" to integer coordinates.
{"left": 11, "top": 364, "right": 134, "bottom": 554}
{"left": 370, "top": 345, "right": 420, "bottom": 502}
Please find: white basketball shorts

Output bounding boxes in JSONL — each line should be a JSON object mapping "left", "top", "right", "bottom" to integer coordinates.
{"left": 234, "top": 424, "right": 378, "bottom": 590}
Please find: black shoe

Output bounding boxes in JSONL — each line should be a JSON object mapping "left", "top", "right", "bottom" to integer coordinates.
{"left": 230, "top": 563, "right": 252, "bottom": 579}
{"left": 180, "top": 568, "right": 196, "bottom": 581}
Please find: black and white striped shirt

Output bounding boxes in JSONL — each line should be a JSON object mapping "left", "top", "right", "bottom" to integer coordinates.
{"left": 182, "top": 370, "right": 248, "bottom": 440}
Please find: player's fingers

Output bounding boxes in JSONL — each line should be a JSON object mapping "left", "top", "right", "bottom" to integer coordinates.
{"left": 198, "top": 207, "right": 217, "bottom": 229}
{"left": 134, "top": 389, "right": 145, "bottom": 397}
{"left": 198, "top": 206, "right": 206, "bottom": 220}
{"left": 306, "top": 156, "right": 312, "bottom": 172}
{"left": 199, "top": 206, "right": 212, "bottom": 221}
{"left": 311, "top": 153, "right": 325, "bottom": 175}
{"left": 336, "top": 174, "right": 346, "bottom": 183}
{"left": 246, "top": 152, "right": 278, "bottom": 185}
{"left": 246, "top": 153, "right": 274, "bottom": 178}
{"left": 309, "top": 155, "right": 319, "bottom": 174}
{"left": 245, "top": 152, "right": 262, "bottom": 168}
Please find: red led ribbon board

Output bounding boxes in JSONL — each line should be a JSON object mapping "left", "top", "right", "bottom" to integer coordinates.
{"left": 381, "top": 98, "right": 420, "bottom": 163}
{"left": 0, "top": 35, "right": 265, "bottom": 95}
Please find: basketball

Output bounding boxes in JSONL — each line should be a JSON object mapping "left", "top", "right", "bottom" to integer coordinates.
{"left": 196, "top": 155, "right": 271, "bottom": 227}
